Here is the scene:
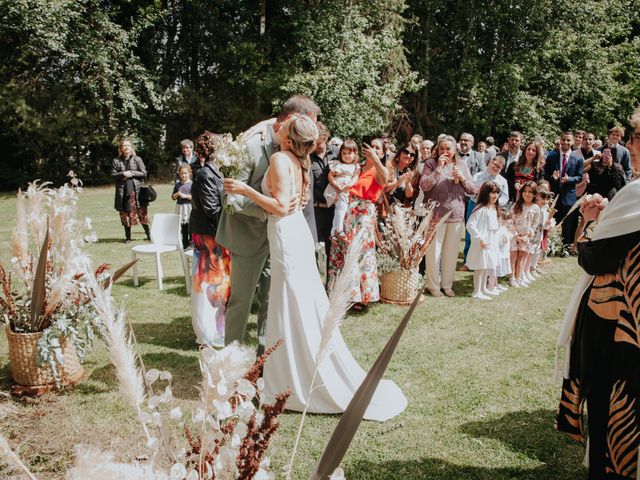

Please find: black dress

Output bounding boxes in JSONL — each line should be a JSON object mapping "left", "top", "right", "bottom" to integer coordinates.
{"left": 555, "top": 230, "right": 640, "bottom": 479}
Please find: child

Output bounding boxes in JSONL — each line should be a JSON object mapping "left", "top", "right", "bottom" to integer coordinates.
{"left": 530, "top": 189, "right": 551, "bottom": 275}
{"left": 510, "top": 181, "right": 540, "bottom": 287}
{"left": 172, "top": 164, "right": 193, "bottom": 249}
{"left": 466, "top": 181, "right": 500, "bottom": 300}
{"left": 494, "top": 208, "right": 514, "bottom": 290}
{"left": 325, "top": 139, "right": 361, "bottom": 237}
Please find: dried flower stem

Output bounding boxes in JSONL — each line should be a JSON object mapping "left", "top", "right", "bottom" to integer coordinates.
{"left": 0, "top": 432, "right": 38, "bottom": 480}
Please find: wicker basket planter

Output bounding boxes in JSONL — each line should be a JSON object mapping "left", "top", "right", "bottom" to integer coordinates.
{"left": 380, "top": 269, "right": 423, "bottom": 306}
{"left": 6, "top": 325, "right": 84, "bottom": 388}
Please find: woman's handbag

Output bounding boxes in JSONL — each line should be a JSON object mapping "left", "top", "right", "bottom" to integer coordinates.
{"left": 138, "top": 179, "right": 157, "bottom": 205}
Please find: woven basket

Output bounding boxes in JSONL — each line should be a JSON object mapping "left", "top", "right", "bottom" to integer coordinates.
{"left": 380, "top": 269, "right": 423, "bottom": 306}
{"left": 6, "top": 325, "right": 84, "bottom": 387}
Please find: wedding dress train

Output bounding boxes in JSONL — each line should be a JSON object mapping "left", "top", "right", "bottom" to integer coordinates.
{"left": 262, "top": 171, "right": 407, "bottom": 421}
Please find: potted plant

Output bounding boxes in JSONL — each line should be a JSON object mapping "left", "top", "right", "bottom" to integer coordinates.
{"left": 0, "top": 177, "right": 101, "bottom": 391}
{"left": 376, "top": 201, "right": 449, "bottom": 305}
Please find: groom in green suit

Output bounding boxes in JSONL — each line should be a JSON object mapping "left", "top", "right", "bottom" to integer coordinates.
{"left": 216, "top": 95, "right": 321, "bottom": 353}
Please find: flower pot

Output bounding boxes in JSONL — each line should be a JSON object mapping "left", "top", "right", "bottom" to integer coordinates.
{"left": 5, "top": 325, "right": 84, "bottom": 388}
{"left": 380, "top": 269, "right": 423, "bottom": 306}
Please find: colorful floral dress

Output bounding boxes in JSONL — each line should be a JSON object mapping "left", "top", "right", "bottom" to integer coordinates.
{"left": 327, "top": 168, "right": 383, "bottom": 304}
{"left": 191, "top": 233, "right": 231, "bottom": 347}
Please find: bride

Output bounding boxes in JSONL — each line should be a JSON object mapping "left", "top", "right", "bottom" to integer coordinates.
{"left": 224, "top": 115, "right": 406, "bottom": 421}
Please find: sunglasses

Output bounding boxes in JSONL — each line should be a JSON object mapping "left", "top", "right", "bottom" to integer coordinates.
{"left": 401, "top": 149, "right": 417, "bottom": 158}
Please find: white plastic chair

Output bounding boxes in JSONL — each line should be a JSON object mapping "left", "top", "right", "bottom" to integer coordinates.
{"left": 131, "top": 213, "right": 191, "bottom": 293}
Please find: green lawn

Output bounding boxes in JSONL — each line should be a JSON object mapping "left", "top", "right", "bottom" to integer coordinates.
{"left": 0, "top": 184, "right": 585, "bottom": 479}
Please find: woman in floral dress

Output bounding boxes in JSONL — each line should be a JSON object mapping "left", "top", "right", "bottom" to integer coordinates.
{"left": 328, "top": 142, "right": 388, "bottom": 310}
{"left": 189, "top": 131, "right": 231, "bottom": 347}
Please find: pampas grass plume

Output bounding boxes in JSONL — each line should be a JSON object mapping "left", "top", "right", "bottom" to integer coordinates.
{"left": 0, "top": 431, "right": 38, "bottom": 480}
{"left": 67, "top": 445, "right": 167, "bottom": 480}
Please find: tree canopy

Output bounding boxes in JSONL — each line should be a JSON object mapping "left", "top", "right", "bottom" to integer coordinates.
{"left": 1, "top": 0, "right": 638, "bottom": 189}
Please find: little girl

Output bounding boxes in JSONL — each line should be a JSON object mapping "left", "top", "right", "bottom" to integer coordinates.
{"left": 466, "top": 181, "right": 500, "bottom": 300}
{"left": 510, "top": 181, "right": 540, "bottom": 287}
{"left": 494, "top": 209, "right": 514, "bottom": 290}
{"left": 172, "top": 164, "right": 193, "bottom": 249}
{"left": 530, "top": 189, "right": 551, "bottom": 276}
{"left": 324, "top": 139, "right": 361, "bottom": 237}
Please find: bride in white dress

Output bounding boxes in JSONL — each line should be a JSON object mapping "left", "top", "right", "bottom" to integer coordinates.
{"left": 224, "top": 115, "right": 406, "bottom": 421}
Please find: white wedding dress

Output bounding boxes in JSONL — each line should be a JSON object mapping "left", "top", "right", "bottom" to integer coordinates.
{"left": 262, "top": 163, "right": 407, "bottom": 421}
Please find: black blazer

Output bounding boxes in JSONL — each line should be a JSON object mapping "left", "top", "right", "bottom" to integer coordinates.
{"left": 189, "top": 163, "right": 224, "bottom": 237}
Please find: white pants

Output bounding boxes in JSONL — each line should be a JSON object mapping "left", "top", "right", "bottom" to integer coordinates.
{"left": 425, "top": 221, "right": 463, "bottom": 292}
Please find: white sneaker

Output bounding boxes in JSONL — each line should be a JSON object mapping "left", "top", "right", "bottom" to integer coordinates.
{"left": 497, "top": 285, "right": 508, "bottom": 292}
{"left": 530, "top": 270, "right": 540, "bottom": 279}
{"left": 526, "top": 272, "right": 536, "bottom": 282}
{"left": 509, "top": 278, "right": 521, "bottom": 288}
{"left": 519, "top": 276, "right": 530, "bottom": 286}
{"left": 472, "top": 292, "right": 492, "bottom": 300}
{"left": 484, "top": 288, "right": 501, "bottom": 296}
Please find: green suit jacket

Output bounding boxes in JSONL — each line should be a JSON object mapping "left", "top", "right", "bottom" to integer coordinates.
{"left": 216, "top": 118, "right": 275, "bottom": 255}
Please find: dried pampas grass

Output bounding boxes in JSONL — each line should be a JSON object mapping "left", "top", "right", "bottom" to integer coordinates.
{"left": 67, "top": 445, "right": 166, "bottom": 480}
{"left": 0, "top": 431, "right": 37, "bottom": 480}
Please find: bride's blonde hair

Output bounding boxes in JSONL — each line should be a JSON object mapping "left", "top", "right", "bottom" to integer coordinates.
{"left": 283, "top": 114, "right": 319, "bottom": 196}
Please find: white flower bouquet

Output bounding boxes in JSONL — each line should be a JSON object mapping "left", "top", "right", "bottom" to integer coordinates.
{"left": 212, "top": 133, "right": 253, "bottom": 213}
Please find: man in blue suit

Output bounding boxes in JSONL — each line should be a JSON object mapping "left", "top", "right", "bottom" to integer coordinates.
{"left": 597, "top": 125, "right": 632, "bottom": 181}
{"left": 544, "top": 132, "right": 584, "bottom": 251}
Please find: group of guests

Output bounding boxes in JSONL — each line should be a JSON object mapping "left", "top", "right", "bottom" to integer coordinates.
{"left": 110, "top": 98, "right": 640, "bottom": 477}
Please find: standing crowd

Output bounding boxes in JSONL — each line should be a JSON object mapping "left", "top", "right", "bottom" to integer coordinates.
{"left": 110, "top": 97, "right": 640, "bottom": 478}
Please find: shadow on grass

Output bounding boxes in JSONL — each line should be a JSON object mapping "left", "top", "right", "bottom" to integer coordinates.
{"left": 134, "top": 316, "right": 197, "bottom": 350}
{"left": 114, "top": 276, "right": 189, "bottom": 296}
{"left": 142, "top": 351, "right": 200, "bottom": 398}
{"left": 348, "top": 409, "right": 584, "bottom": 480}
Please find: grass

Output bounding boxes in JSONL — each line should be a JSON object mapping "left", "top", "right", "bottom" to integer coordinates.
{"left": 0, "top": 183, "right": 585, "bottom": 479}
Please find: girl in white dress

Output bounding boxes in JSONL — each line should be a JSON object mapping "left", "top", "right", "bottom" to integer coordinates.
{"left": 324, "top": 139, "right": 361, "bottom": 236}
{"left": 466, "top": 181, "right": 500, "bottom": 300}
{"left": 223, "top": 115, "right": 406, "bottom": 421}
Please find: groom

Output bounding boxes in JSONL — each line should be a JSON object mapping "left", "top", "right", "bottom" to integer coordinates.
{"left": 216, "top": 94, "right": 321, "bottom": 353}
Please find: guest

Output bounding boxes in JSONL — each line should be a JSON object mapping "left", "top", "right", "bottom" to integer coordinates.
{"left": 496, "top": 131, "right": 523, "bottom": 169}
{"left": 462, "top": 155, "right": 508, "bottom": 264}
{"left": 419, "top": 140, "right": 434, "bottom": 166}
{"left": 544, "top": 131, "right": 583, "bottom": 252}
{"left": 386, "top": 144, "right": 417, "bottom": 207}
{"left": 328, "top": 143, "right": 388, "bottom": 311}
{"left": 458, "top": 132, "right": 485, "bottom": 176}
{"left": 172, "top": 164, "right": 193, "bottom": 249}
{"left": 420, "top": 135, "right": 477, "bottom": 297}
{"left": 466, "top": 181, "right": 500, "bottom": 300}
{"left": 504, "top": 141, "right": 545, "bottom": 202}
{"left": 555, "top": 182, "right": 640, "bottom": 479}
{"left": 311, "top": 122, "right": 333, "bottom": 266}
{"left": 509, "top": 181, "right": 540, "bottom": 288}
{"left": 111, "top": 138, "right": 150, "bottom": 243}
{"left": 485, "top": 136, "right": 498, "bottom": 160}
{"left": 586, "top": 148, "right": 626, "bottom": 199}
{"left": 597, "top": 125, "right": 632, "bottom": 180}
{"left": 626, "top": 106, "right": 640, "bottom": 180}
{"left": 174, "top": 139, "right": 196, "bottom": 179}
{"left": 189, "top": 131, "right": 230, "bottom": 348}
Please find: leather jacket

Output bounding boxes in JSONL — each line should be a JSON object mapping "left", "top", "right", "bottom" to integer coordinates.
{"left": 189, "top": 162, "right": 224, "bottom": 237}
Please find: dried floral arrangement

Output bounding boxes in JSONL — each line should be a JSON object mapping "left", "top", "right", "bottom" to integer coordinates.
{"left": 0, "top": 224, "right": 366, "bottom": 479}
{"left": 0, "top": 176, "right": 105, "bottom": 385}
{"left": 376, "top": 201, "right": 449, "bottom": 271}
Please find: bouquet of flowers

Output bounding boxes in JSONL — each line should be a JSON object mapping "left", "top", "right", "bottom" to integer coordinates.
{"left": 376, "top": 200, "right": 449, "bottom": 271}
{"left": 212, "top": 133, "right": 253, "bottom": 213}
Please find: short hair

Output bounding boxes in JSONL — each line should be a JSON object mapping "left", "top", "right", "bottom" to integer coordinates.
{"left": 422, "top": 139, "right": 434, "bottom": 149}
{"left": 485, "top": 136, "right": 495, "bottom": 145}
{"left": 561, "top": 131, "right": 573, "bottom": 138}
{"left": 460, "top": 132, "right": 474, "bottom": 144}
{"left": 195, "top": 131, "right": 218, "bottom": 163}
{"left": 180, "top": 139, "right": 193, "bottom": 148}
{"left": 509, "top": 131, "right": 523, "bottom": 140}
{"left": 277, "top": 95, "right": 321, "bottom": 121}
{"left": 573, "top": 130, "right": 586, "bottom": 137}
{"left": 316, "top": 121, "right": 330, "bottom": 138}
{"left": 410, "top": 134, "right": 424, "bottom": 144}
{"left": 609, "top": 125, "right": 625, "bottom": 136}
